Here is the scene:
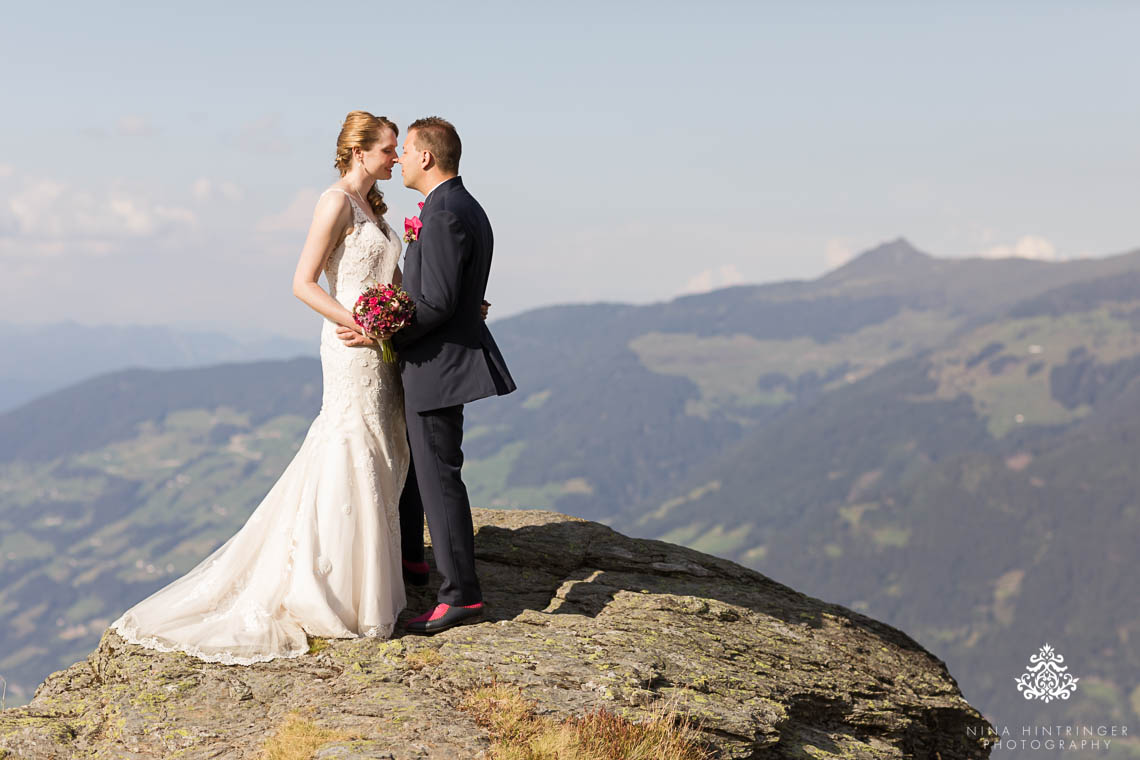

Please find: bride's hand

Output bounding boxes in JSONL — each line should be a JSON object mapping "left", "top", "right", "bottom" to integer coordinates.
{"left": 335, "top": 324, "right": 376, "bottom": 347}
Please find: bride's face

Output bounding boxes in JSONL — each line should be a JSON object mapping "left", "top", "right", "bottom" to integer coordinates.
{"left": 360, "top": 128, "right": 399, "bottom": 181}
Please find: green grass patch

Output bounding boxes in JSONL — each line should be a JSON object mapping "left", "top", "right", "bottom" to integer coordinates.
{"left": 463, "top": 442, "right": 587, "bottom": 509}
{"left": 629, "top": 308, "right": 960, "bottom": 416}
{"left": 522, "top": 390, "right": 552, "bottom": 409}
{"left": 0, "top": 532, "right": 54, "bottom": 561}
{"left": 869, "top": 525, "right": 910, "bottom": 549}
{"left": 924, "top": 307, "right": 1138, "bottom": 438}
{"left": 687, "top": 524, "right": 754, "bottom": 556}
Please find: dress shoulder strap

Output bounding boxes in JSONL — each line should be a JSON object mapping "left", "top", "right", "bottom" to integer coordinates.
{"left": 320, "top": 187, "right": 353, "bottom": 202}
{"left": 320, "top": 187, "right": 363, "bottom": 217}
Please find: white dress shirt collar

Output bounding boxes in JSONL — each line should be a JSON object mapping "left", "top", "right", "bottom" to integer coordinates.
{"left": 422, "top": 176, "right": 458, "bottom": 207}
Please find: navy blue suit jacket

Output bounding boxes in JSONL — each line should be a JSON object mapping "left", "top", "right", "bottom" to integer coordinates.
{"left": 392, "top": 177, "right": 516, "bottom": 413}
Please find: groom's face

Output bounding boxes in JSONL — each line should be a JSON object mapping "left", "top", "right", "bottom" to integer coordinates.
{"left": 398, "top": 131, "right": 428, "bottom": 190}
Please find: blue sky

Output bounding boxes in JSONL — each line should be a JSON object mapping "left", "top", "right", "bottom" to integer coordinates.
{"left": 2, "top": 2, "right": 1138, "bottom": 340}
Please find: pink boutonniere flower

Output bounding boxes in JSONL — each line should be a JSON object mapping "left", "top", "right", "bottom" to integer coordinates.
{"left": 404, "top": 216, "right": 422, "bottom": 244}
{"left": 417, "top": 201, "right": 425, "bottom": 210}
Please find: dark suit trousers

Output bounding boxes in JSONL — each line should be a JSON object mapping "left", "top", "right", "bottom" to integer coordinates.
{"left": 399, "top": 404, "right": 482, "bottom": 606}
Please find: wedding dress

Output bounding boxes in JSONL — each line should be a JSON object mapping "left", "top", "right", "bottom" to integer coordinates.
{"left": 111, "top": 188, "right": 409, "bottom": 664}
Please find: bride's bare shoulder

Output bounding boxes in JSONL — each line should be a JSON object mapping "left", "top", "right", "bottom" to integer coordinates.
{"left": 318, "top": 186, "right": 352, "bottom": 206}
{"left": 313, "top": 187, "right": 353, "bottom": 220}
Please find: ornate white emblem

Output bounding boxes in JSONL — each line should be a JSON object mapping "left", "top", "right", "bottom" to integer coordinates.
{"left": 1014, "top": 643, "right": 1079, "bottom": 702}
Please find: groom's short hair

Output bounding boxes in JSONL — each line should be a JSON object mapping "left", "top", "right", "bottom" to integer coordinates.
{"left": 409, "top": 117, "right": 461, "bottom": 174}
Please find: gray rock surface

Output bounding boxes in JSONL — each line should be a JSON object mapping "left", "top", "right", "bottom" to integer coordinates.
{"left": 1, "top": 509, "right": 993, "bottom": 758}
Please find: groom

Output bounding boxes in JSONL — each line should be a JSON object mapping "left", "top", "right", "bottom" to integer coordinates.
{"left": 341, "top": 116, "right": 515, "bottom": 634}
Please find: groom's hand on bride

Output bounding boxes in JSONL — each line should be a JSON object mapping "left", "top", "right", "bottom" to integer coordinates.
{"left": 481, "top": 300, "right": 490, "bottom": 321}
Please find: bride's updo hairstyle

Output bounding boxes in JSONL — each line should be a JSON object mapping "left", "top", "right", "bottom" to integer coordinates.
{"left": 334, "top": 110, "right": 398, "bottom": 219}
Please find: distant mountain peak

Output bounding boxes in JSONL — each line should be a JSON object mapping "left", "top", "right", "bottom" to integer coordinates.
{"left": 857, "top": 237, "right": 929, "bottom": 263}
{"left": 822, "top": 238, "right": 935, "bottom": 283}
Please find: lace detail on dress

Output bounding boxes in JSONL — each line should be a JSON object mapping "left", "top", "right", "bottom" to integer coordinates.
{"left": 110, "top": 617, "right": 309, "bottom": 666}
{"left": 323, "top": 189, "right": 397, "bottom": 307}
{"left": 108, "top": 187, "right": 410, "bottom": 666}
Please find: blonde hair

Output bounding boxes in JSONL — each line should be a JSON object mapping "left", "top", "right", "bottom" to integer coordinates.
{"left": 334, "top": 110, "right": 398, "bottom": 218}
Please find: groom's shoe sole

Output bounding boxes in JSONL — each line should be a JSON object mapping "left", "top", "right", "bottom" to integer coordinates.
{"left": 404, "top": 605, "right": 484, "bottom": 635}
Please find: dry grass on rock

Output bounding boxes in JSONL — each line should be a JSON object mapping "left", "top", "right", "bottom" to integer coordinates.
{"left": 460, "top": 684, "right": 713, "bottom": 760}
{"left": 258, "top": 711, "right": 352, "bottom": 760}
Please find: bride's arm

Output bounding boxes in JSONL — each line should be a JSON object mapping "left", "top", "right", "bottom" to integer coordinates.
{"left": 292, "top": 193, "right": 371, "bottom": 340}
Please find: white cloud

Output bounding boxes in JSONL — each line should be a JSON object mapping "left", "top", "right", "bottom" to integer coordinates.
{"left": 1, "top": 178, "right": 197, "bottom": 256}
{"left": 192, "top": 178, "right": 244, "bottom": 203}
{"left": 107, "top": 197, "right": 156, "bottom": 235}
{"left": 682, "top": 264, "right": 743, "bottom": 295}
{"left": 0, "top": 164, "right": 13, "bottom": 178}
{"left": 191, "top": 177, "right": 212, "bottom": 201}
{"left": 824, "top": 238, "right": 854, "bottom": 268}
{"left": 116, "top": 115, "right": 158, "bottom": 137}
{"left": 257, "top": 188, "right": 319, "bottom": 233}
{"left": 979, "top": 235, "right": 1060, "bottom": 261}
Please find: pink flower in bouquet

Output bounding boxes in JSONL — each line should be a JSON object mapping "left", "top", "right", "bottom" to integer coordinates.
{"left": 404, "top": 216, "right": 422, "bottom": 243}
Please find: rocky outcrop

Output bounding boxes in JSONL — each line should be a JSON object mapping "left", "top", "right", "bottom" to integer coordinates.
{"left": 0, "top": 509, "right": 992, "bottom": 758}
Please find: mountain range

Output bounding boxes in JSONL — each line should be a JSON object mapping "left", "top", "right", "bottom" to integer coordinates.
{"left": 1, "top": 238, "right": 1138, "bottom": 757}
{"left": 0, "top": 321, "right": 314, "bottom": 413}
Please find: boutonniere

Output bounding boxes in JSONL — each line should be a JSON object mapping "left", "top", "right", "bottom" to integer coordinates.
{"left": 404, "top": 215, "right": 422, "bottom": 243}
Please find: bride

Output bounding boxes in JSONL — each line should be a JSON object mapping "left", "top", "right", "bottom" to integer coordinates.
{"left": 111, "top": 111, "right": 414, "bottom": 664}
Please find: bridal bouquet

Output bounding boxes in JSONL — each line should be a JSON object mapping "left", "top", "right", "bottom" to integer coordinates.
{"left": 352, "top": 283, "right": 416, "bottom": 363}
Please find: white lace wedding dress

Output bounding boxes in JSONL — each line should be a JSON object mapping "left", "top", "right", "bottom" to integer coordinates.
{"left": 111, "top": 189, "right": 409, "bottom": 665}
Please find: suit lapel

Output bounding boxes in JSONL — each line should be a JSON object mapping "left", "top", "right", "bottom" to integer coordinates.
{"left": 419, "top": 176, "right": 462, "bottom": 220}
{"left": 405, "top": 177, "right": 462, "bottom": 297}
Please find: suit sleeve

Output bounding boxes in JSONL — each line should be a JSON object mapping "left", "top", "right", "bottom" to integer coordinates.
{"left": 393, "top": 210, "right": 468, "bottom": 349}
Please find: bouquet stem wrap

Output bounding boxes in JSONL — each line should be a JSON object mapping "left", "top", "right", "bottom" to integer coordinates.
{"left": 380, "top": 339, "right": 396, "bottom": 364}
